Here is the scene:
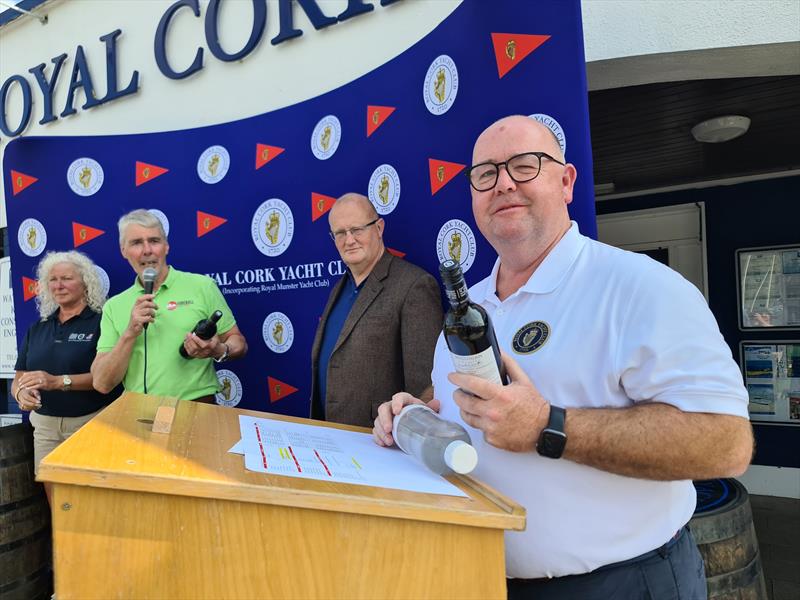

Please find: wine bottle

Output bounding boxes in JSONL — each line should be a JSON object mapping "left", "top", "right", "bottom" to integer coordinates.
{"left": 439, "top": 260, "right": 508, "bottom": 385}
{"left": 179, "top": 310, "right": 223, "bottom": 358}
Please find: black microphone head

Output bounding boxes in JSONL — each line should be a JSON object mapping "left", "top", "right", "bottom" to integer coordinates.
{"left": 142, "top": 268, "right": 157, "bottom": 295}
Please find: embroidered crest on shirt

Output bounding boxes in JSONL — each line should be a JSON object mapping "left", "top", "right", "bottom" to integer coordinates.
{"left": 512, "top": 321, "right": 550, "bottom": 354}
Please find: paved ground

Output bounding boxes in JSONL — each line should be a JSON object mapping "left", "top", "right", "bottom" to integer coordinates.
{"left": 750, "top": 494, "right": 800, "bottom": 600}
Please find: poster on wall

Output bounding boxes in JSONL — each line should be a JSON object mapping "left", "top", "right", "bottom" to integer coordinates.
{"left": 0, "top": 257, "right": 17, "bottom": 378}
{"left": 741, "top": 341, "right": 800, "bottom": 425}
{"left": 738, "top": 245, "right": 800, "bottom": 329}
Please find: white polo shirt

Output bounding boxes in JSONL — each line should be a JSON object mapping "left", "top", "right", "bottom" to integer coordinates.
{"left": 433, "top": 222, "right": 749, "bottom": 579}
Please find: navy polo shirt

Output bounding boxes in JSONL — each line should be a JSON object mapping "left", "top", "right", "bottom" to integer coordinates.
{"left": 15, "top": 306, "right": 121, "bottom": 417}
{"left": 316, "top": 274, "right": 364, "bottom": 416}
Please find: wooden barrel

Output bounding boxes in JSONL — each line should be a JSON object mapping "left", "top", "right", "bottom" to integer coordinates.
{"left": 690, "top": 478, "right": 767, "bottom": 600}
{"left": 0, "top": 422, "right": 52, "bottom": 600}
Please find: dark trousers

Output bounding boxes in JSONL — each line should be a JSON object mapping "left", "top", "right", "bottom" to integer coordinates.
{"left": 507, "top": 527, "right": 707, "bottom": 600}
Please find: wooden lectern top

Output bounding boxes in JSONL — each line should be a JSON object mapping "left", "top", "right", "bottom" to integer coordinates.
{"left": 38, "top": 392, "right": 525, "bottom": 531}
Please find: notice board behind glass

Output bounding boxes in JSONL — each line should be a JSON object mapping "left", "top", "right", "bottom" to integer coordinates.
{"left": 737, "top": 245, "right": 800, "bottom": 329}
{"left": 741, "top": 341, "right": 800, "bottom": 425}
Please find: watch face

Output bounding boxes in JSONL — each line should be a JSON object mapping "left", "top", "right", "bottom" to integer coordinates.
{"left": 539, "top": 429, "right": 567, "bottom": 458}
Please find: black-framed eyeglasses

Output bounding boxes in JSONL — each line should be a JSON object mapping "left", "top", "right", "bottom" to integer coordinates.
{"left": 466, "top": 152, "right": 565, "bottom": 191}
{"left": 329, "top": 217, "right": 380, "bottom": 242}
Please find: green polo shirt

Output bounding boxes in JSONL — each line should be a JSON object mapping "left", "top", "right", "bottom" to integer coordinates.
{"left": 97, "top": 267, "right": 236, "bottom": 400}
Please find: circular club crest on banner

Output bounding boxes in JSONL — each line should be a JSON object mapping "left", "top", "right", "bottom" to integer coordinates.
{"left": 311, "top": 115, "right": 342, "bottom": 160}
{"left": 147, "top": 208, "right": 170, "bottom": 237}
{"left": 214, "top": 369, "right": 243, "bottom": 407}
{"left": 262, "top": 312, "right": 294, "bottom": 354}
{"left": 529, "top": 114, "right": 567, "bottom": 156}
{"left": 17, "top": 218, "right": 47, "bottom": 257}
{"left": 436, "top": 219, "right": 476, "bottom": 273}
{"left": 251, "top": 199, "right": 294, "bottom": 257}
{"left": 423, "top": 55, "right": 458, "bottom": 116}
{"left": 94, "top": 265, "right": 110, "bottom": 298}
{"left": 368, "top": 164, "right": 401, "bottom": 215}
{"left": 197, "top": 145, "right": 230, "bottom": 184}
{"left": 67, "top": 158, "right": 104, "bottom": 196}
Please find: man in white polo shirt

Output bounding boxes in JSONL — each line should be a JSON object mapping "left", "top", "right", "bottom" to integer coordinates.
{"left": 373, "top": 115, "right": 753, "bottom": 599}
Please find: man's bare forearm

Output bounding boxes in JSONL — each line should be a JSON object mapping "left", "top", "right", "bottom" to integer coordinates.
{"left": 219, "top": 326, "right": 247, "bottom": 360}
{"left": 91, "top": 332, "right": 137, "bottom": 393}
{"left": 563, "top": 402, "right": 753, "bottom": 480}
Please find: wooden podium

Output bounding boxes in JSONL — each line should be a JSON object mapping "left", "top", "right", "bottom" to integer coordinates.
{"left": 37, "top": 392, "right": 525, "bottom": 599}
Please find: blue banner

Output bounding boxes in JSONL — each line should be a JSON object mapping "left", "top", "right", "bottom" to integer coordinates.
{"left": 4, "top": 0, "right": 595, "bottom": 415}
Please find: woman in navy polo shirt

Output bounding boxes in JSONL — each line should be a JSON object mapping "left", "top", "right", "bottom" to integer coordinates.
{"left": 11, "top": 251, "right": 120, "bottom": 503}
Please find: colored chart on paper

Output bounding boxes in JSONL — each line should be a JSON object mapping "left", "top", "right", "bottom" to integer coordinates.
{"left": 238, "top": 415, "right": 467, "bottom": 497}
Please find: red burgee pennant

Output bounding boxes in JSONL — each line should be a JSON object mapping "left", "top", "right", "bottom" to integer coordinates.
{"left": 197, "top": 211, "right": 227, "bottom": 237}
{"left": 491, "top": 33, "right": 550, "bottom": 78}
{"left": 311, "top": 192, "right": 336, "bottom": 222}
{"left": 22, "top": 277, "right": 38, "bottom": 301}
{"left": 428, "top": 158, "right": 466, "bottom": 195}
{"left": 268, "top": 376, "right": 298, "bottom": 403}
{"left": 10, "top": 170, "right": 38, "bottom": 196}
{"left": 386, "top": 247, "right": 406, "bottom": 259}
{"left": 366, "top": 105, "right": 396, "bottom": 137}
{"left": 72, "top": 222, "right": 105, "bottom": 248}
{"left": 135, "top": 161, "right": 169, "bottom": 187}
{"left": 255, "top": 144, "right": 285, "bottom": 169}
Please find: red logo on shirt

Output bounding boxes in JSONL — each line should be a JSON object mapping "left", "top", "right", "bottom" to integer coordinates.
{"left": 167, "top": 301, "right": 177, "bottom": 311}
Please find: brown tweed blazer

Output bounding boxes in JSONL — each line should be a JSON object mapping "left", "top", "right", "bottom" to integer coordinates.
{"left": 310, "top": 251, "right": 443, "bottom": 428}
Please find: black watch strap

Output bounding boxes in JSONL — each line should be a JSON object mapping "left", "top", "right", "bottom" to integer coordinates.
{"left": 536, "top": 405, "right": 567, "bottom": 459}
{"left": 547, "top": 405, "right": 565, "bottom": 431}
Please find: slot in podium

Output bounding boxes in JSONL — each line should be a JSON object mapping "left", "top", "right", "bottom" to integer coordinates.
{"left": 37, "top": 392, "right": 526, "bottom": 599}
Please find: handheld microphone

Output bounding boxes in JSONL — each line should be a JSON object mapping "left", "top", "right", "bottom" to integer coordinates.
{"left": 141, "top": 268, "right": 157, "bottom": 330}
{"left": 141, "top": 267, "right": 157, "bottom": 394}
{"left": 142, "top": 267, "right": 157, "bottom": 294}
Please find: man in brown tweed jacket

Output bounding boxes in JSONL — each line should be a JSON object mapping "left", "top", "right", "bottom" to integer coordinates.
{"left": 310, "top": 193, "right": 443, "bottom": 428}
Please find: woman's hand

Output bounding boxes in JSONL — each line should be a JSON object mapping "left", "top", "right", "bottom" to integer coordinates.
{"left": 16, "top": 386, "right": 42, "bottom": 411}
{"left": 18, "top": 370, "right": 58, "bottom": 391}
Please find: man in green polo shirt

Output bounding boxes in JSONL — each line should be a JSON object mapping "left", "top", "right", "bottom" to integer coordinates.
{"left": 92, "top": 209, "right": 248, "bottom": 402}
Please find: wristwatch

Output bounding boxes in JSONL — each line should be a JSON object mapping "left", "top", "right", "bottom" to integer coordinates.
{"left": 214, "top": 342, "right": 229, "bottom": 363}
{"left": 62, "top": 374, "right": 72, "bottom": 392}
{"left": 536, "top": 405, "right": 567, "bottom": 459}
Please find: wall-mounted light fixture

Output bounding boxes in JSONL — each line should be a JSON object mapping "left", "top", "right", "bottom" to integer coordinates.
{"left": 691, "top": 115, "right": 751, "bottom": 143}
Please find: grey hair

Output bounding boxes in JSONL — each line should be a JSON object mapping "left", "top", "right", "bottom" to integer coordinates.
{"left": 118, "top": 209, "right": 167, "bottom": 246}
{"left": 35, "top": 251, "right": 106, "bottom": 319}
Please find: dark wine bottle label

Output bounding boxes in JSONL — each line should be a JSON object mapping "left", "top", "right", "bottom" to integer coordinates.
{"left": 449, "top": 348, "right": 503, "bottom": 385}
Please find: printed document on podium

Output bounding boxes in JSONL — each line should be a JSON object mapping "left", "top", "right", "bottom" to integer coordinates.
{"left": 238, "top": 415, "right": 467, "bottom": 497}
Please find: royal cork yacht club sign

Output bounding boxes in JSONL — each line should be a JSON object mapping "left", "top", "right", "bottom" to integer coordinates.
{"left": 0, "top": 0, "right": 401, "bottom": 138}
